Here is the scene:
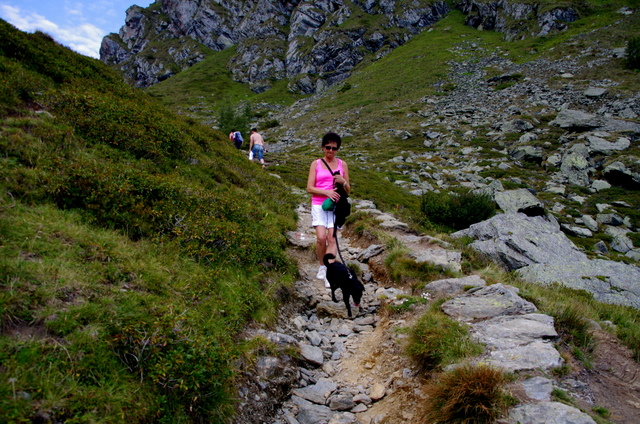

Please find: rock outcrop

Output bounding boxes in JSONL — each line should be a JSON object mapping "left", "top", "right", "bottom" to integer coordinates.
{"left": 101, "top": 0, "right": 451, "bottom": 89}
{"left": 101, "top": 0, "right": 581, "bottom": 90}
{"left": 458, "top": 0, "right": 579, "bottom": 41}
{"left": 453, "top": 212, "right": 640, "bottom": 309}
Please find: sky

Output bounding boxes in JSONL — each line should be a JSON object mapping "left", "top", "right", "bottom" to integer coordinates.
{"left": 0, "top": 0, "right": 155, "bottom": 59}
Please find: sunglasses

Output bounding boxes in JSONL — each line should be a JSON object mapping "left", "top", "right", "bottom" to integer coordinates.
{"left": 324, "top": 146, "right": 339, "bottom": 151}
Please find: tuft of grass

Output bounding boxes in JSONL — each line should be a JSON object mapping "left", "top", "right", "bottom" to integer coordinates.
{"left": 406, "top": 301, "right": 484, "bottom": 371}
{"left": 552, "top": 387, "right": 573, "bottom": 404}
{"left": 551, "top": 305, "right": 596, "bottom": 367}
{"left": 387, "top": 295, "right": 429, "bottom": 314}
{"left": 384, "top": 243, "right": 455, "bottom": 291}
{"left": 592, "top": 406, "right": 611, "bottom": 418}
{"left": 423, "top": 364, "right": 515, "bottom": 424}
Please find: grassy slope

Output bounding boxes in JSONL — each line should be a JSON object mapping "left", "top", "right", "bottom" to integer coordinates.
{"left": 0, "top": 20, "right": 300, "bottom": 423}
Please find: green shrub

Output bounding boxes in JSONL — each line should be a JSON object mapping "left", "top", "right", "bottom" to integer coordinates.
{"left": 423, "top": 364, "right": 515, "bottom": 424}
{"left": 217, "top": 101, "right": 252, "bottom": 137}
{"left": 626, "top": 36, "right": 640, "bottom": 70}
{"left": 261, "top": 118, "right": 280, "bottom": 129}
{"left": 421, "top": 190, "right": 496, "bottom": 231}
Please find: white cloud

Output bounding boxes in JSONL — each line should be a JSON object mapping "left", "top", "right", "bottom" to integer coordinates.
{"left": 0, "top": 4, "right": 103, "bottom": 58}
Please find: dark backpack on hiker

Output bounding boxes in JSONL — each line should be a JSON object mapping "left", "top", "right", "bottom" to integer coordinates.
{"left": 320, "top": 159, "right": 351, "bottom": 228}
{"left": 234, "top": 131, "right": 243, "bottom": 144}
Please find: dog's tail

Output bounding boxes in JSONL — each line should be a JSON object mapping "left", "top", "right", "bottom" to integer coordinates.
{"left": 323, "top": 253, "right": 336, "bottom": 267}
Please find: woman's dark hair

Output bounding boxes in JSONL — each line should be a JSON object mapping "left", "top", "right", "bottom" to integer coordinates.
{"left": 322, "top": 132, "right": 342, "bottom": 148}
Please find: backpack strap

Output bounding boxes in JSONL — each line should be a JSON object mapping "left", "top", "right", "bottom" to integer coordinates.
{"left": 320, "top": 158, "right": 340, "bottom": 176}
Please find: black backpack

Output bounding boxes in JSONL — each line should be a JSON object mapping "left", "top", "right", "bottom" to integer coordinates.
{"left": 320, "top": 159, "right": 351, "bottom": 228}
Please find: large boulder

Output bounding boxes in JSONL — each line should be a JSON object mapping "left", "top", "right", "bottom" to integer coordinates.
{"left": 549, "top": 109, "right": 600, "bottom": 131}
{"left": 560, "top": 143, "right": 592, "bottom": 187}
{"left": 517, "top": 259, "right": 640, "bottom": 309}
{"left": 454, "top": 213, "right": 640, "bottom": 309}
{"left": 452, "top": 213, "right": 587, "bottom": 270}
{"left": 603, "top": 161, "right": 640, "bottom": 190}
{"left": 494, "top": 189, "right": 544, "bottom": 216}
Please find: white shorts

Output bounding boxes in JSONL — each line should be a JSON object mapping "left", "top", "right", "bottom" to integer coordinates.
{"left": 311, "top": 204, "right": 337, "bottom": 229}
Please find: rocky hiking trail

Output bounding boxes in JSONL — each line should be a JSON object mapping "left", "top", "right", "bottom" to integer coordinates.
{"left": 235, "top": 199, "right": 640, "bottom": 424}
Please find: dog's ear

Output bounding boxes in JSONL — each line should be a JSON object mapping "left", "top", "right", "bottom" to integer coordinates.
{"left": 323, "top": 253, "right": 336, "bottom": 266}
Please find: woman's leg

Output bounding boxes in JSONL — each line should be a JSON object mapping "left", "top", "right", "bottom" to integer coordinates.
{"left": 326, "top": 227, "right": 337, "bottom": 257}
{"left": 315, "top": 225, "right": 328, "bottom": 266}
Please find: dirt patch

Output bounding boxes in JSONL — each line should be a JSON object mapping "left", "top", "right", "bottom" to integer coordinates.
{"left": 567, "top": 330, "right": 640, "bottom": 423}
{"left": 332, "top": 306, "right": 429, "bottom": 424}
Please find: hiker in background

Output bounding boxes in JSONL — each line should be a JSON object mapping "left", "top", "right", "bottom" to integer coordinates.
{"left": 306, "top": 132, "right": 350, "bottom": 287}
{"left": 229, "top": 129, "right": 235, "bottom": 145}
{"left": 249, "top": 128, "right": 266, "bottom": 169}
{"left": 233, "top": 129, "right": 244, "bottom": 149}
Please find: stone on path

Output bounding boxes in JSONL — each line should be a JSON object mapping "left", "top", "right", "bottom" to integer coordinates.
{"left": 441, "top": 283, "right": 537, "bottom": 322}
{"left": 471, "top": 313, "right": 558, "bottom": 349}
{"left": 292, "top": 396, "right": 335, "bottom": 424}
{"left": 299, "top": 343, "right": 324, "bottom": 366}
{"left": 316, "top": 302, "right": 350, "bottom": 319}
{"left": 292, "top": 378, "right": 337, "bottom": 405}
{"left": 369, "top": 383, "right": 387, "bottom": 401}
{"left": 481, "top": 340, "right": 563, "bottom": 372}
{"left": 425, "top": 274, "right": 486, "bottom": 297}
{"left": 520, "top": 376, "right": 553, "bottom": 401}
{"left": 410, "top": 248, "right": 462, "bottom": 272}
{"left": 508, "top": 401, "right": 597, "bottom": 424}
{"left": 357, "top": 244, "right": 384, "bottom": 262}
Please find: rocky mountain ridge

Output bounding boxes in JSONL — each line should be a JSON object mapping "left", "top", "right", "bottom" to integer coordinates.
{"left": 100, "top": 0, "right": 579, "bottom": 90}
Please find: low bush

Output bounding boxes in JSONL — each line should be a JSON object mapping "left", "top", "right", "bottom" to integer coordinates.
{"left": 626, "top": 36, "right": 640, "bottom": 70}
{"left": 421, "top": 190, "right": 495, "bottom": 231}
{"left": 423, "top": 364, "right": 514, "bottom": 423}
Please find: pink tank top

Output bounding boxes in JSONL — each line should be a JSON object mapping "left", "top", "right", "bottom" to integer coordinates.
{"left": 312, "top": 159, "right": 343, "bottom": 205}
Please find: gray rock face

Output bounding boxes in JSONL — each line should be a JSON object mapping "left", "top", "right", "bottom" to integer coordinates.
{"left": 454, "top": 213, "right": 640, "bottom": 309}
{"left": 484, "top": 340, "right": 563, "bottom": 371}
{"left": 549, "top": 109, "right": 600, "bottom": 131}
{"left": 509, "top": 145, "right": 543, "bottom": 163}
{"left": 453, "top": 213, "right": 587, "bottom": 271}
{"left": 471, "top": 313, "right": 557, "bottom": 350}
{"left": 101, "top": 0, "right": 583, "bottom": 90}
{"left": 560, "top": 143, "right": 592, "bottom": 187}
{"left": 441, "top": 283, "right": 537, "bottom": 322}
{"left": 508, "top": 401, "right": 597, "bottom": 424}
{"left": 101, "top": 0, "right": 451, "bottom": 89}
{"left": 425, "top": 275, "right": 487, "bottom": 297}
{"left": 603, "top": 161, "right": 640, "bottom": 190}
{"left": 494, "top": 189, "right": 544, "bottom": 216}
{"left": 521, "top": 376, "right": 553, "bottom": 401}
{"left": 458, "top": 0, "right": 578, "bottom": 40}
{"left": 517, "top": 259, "right": 640, "bottom": 309}
{"left": 588, "top": 135, "right": 630, "bottom": 155}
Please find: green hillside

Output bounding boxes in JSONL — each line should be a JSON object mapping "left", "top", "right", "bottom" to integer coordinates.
{"left": 0, "top": 20, "right": 299, "bottom": 422}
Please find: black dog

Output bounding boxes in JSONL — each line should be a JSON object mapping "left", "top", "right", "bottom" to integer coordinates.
{"left": 323, "top": 253, "right": 364, "bottom": 317}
